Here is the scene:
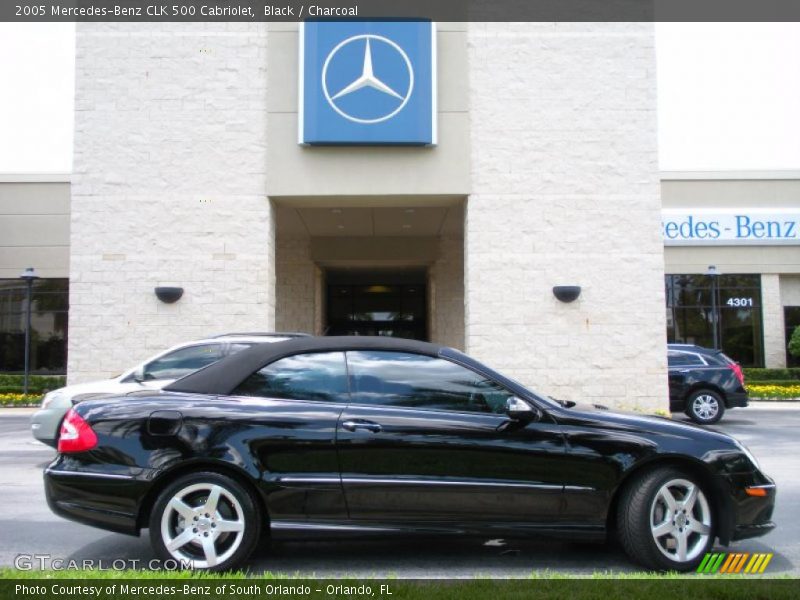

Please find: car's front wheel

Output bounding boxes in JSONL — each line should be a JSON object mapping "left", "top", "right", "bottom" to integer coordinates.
{"left": 149, "top": 471, "right": 261, "bottom": 571}
{"left": 686, "top": 389, "right": 725, "bottom": 425}
{"left": 617, "top": 467, "right": 714, "bottom": 571}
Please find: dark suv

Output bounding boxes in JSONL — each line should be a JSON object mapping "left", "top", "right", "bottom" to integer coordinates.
{"left": 668, "top": 344, "right": 748, "bottom": 424}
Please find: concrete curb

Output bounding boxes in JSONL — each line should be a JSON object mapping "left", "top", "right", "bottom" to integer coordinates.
{"left": 0, "top": 407, "right": 38, "bottom": 416}
{"left": 743, "top": 401, "right": 800, "bottom": 409}
{"left": 750, "top": 399, "right": 800, "bottom": 403}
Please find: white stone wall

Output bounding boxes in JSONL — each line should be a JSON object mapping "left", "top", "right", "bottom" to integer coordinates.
{"left": 466, "top": 23, "right": 667, "bottom": 411}
{"left": 69, "top": 24, "right": 275, "bottom": 383}
{"left": 275, "top": 235, "right": 317, "bottom": 335}
{"left": 430, "top": 236, "right": 465, "bottom": 350}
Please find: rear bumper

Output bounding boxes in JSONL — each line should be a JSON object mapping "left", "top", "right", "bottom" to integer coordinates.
{"left": 726, "top": 391, "right": 749, "bottom": 408}
{"left": 44, "top": 464, "right": 148, "bottom": 536}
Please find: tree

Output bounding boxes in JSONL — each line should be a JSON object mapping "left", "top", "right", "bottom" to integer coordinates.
{"left": 789, "top": 325, "right": 800, "bottom": 359}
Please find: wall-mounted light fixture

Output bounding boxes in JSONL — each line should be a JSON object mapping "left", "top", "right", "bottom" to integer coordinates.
{"left": 155, "top": 286, "right": 184, "bottom": 304}
{"left": 553, "top": 285, "right": 581, "bottom": 303}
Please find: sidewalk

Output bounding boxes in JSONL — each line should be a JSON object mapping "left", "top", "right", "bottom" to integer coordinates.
{"left": 0, "top": 407, "right": 38, "bottom": 416}
{"left": 747, "top": 400, "right": 800, "bottom": 409}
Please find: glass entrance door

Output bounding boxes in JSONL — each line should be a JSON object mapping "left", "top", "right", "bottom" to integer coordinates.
{"left": 325, "top": 270, "right": 427, "bottom": 341}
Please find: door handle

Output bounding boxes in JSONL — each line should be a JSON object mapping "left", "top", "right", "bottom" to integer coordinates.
{"left": 341, "top": 419, "right": 382, "bottom": 433}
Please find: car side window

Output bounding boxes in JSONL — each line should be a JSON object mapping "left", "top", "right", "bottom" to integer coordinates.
{"left": 668, "top": 351, "right": 704, "bottom": 367}
{"left": 233, "top": 352, "right": 348, "bottom": 403}
{"left": 143, "top": 344, "right": 224, "bottom": 381}
{"left": 227, "top": 343, "right": 254, "bottom": 356}
{"left": 346, "top": 350, "right": 514, "bottom": 414}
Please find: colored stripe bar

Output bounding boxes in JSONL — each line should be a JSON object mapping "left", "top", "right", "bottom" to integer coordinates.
{"left": 697, "top": 553, "right": 713, "bottom": 573}
{"left": 758, "top": 554, "right": 773, "bottom": 573}
{"left": 720, "top": 553, "right": 737, "bottom": 573}
{"left": 744, "top": 554, "right": 759, "bottom": 573}
{"left": 733, "top": 553, "right": 750, "bottom": 573}
{"left": 710, "top": 553, "right": 726, "bottom": 573}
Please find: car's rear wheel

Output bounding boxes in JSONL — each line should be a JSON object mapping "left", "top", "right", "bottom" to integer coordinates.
{"left": 149, "top": 471, "right": 260, "bottom": 571}
{"left": 617, "top": 467, "right": 714, "bottom": 571}
{"left": 686, "top": 389, "right": 725, "bottom": 424}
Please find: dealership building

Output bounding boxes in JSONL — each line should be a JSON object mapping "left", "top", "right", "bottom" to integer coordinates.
{"left": 1, "top": 23, "right": 799, "bottom": 411}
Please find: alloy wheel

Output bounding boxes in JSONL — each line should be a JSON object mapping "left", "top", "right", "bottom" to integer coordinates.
{"left": 691, "top": 394, "right": 720, "bottom": 421}
{"left": 160, "top": 482, "right": 246, "bottom": 568}
{"left": 649, "top": 478, "right": 712, "bottom": 563}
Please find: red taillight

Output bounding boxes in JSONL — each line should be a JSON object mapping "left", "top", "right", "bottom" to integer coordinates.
{"left": 58, "top": 409, "right": 98, "bottom": 453}
{"left": 730, "top": 363, "right": 745, "bottom": 386}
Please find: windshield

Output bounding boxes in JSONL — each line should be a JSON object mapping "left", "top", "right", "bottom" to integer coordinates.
{"left": 439, "top": 347, "right": 563, "bottom": 409}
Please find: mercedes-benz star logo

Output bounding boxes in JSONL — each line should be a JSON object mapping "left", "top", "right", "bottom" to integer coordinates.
{"left": 322, "top": 34, "right": 414, "bottom": 124}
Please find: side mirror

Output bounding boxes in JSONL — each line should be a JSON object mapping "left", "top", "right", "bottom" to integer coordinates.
{"left": 506, "top": 397, "right": 540, "bottom": 422}
{"left": 132, "top": 366, "right": 146, "bottom": 383}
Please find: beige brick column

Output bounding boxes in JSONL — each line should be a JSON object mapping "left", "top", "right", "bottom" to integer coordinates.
{"left": 762, "top": 274, "right": 786, "bottom": 368}
{"left": 465, "top": 23, "right": 667, "bottom": 412}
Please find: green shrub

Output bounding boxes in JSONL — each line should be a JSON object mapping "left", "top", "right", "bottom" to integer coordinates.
{"left": 790, "top": 325, "right": 800, "bottom": 359}
{"left": 747, "top": 384, "right": 800, "bottom": 400}
{"left": 0, "top": 393, "right": 43, "bottom": 407}
{"left": 742, "top": 368, "right": 800, "bottom": 382}
{"left": 0, "top": 374, "right": 65, "bottom": 394}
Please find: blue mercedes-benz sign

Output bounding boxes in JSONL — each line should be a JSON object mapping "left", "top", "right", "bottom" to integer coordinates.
{"left": 299, "top": 21, "right": 437, "bottom": 145}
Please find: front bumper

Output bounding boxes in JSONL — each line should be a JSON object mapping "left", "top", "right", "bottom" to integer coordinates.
{"left": 30, "top": 408, "right": 64, "bottom": 447}
{"left": 725, "top": 476, "right": 776, "bottom": 544}
{"left": 733, "top": 521, "right": 776, "bottom": 541}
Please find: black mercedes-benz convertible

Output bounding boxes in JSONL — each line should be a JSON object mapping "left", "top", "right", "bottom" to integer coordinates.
{"left": 45, "top": 337, "right": 775, "bottom": 571}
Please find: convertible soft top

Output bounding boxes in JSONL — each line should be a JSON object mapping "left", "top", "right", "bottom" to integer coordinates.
{"left": 164, "top": 335, "right": 445, "bottom": 396}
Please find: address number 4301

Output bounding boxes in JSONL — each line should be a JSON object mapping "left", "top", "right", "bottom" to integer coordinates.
{"left": 727, "top": 298, "right": 754, "bottom": 307}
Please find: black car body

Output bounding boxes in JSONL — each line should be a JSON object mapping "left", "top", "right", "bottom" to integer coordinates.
{"left": 45, "top": 337, "right": 775, "bottom": 571}
{"left": 668, "top": 344, "right": 749, "bottom": 424}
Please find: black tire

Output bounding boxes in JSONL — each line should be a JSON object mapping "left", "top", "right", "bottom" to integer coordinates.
{"left": 617, "top": 467, "right": 715, "bottom": 572}
{"left": 149, "top": 471, "right": 261, "bottom": 572}
{"left": 685, "top": 389, "right": 725, "bottom": 425}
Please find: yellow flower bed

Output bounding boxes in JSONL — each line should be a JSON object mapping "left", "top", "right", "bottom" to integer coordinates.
{"left": 0, "top": 393, "right": 43, "bottom": 407}
{"left": 747, "top": 384, "right": 800, "bottom": 399}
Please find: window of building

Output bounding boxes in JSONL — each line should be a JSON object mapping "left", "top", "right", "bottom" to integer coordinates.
{"left": 0, "top": 279, "right": 69, "bottom": 375}
{"left": 233, "top": 352, "right": 349, "bottom": 403}
{"left": 665, "top": 274, "right": 764, "bottom": 367}
{"left": 346, "top": 350, "right": 513, "bottom": 414}
{"left": 784, "top": 306, "right": 800, "bottom": 367}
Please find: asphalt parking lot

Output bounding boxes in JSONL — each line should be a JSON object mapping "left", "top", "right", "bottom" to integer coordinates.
{"left": 1, "top": 405, "right": 797, "bottom": 577}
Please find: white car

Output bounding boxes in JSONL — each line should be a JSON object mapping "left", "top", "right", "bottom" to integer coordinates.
{"left": 30, "top": 332, "right": 308, "bottom": 447}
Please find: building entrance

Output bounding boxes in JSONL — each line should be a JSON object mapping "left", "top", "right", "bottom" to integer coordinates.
{"left": 325, "top": 269, "right": 428, "bottom": 341}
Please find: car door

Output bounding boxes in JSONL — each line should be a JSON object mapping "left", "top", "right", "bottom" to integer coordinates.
{"left": 668, "top": 351, "right": 708, "bottom": 409}
{"left": 228, "top": 351, "right": 350, "bottom": 522}
{"left": 336, "top": 350, "right": 568, "bottom": 526}
{"left": 667, "top": 351, "right": 688, "bottom": 408}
